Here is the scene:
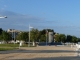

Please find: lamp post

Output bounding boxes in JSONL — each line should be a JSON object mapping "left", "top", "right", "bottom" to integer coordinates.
{"left": 28, "top": 25, "right": 30, "bottom": 47}
{"left": 28, "top": 24, "right": 33, "bottom": 47}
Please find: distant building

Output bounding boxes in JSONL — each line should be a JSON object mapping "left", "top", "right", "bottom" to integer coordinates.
{"left": 7, "top": 29, "right": 21, "bottom": 40}
{"left": 48, "top": 32, "right": 54, "bottom": 45}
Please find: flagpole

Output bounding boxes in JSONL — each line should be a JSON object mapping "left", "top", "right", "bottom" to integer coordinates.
{"left": 29, "top": 24, "right": 30, "bottom": 47}
{"left": 28, "top": 24, "right": 33, "bottom": 47}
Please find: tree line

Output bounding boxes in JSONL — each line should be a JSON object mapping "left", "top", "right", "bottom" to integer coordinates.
{"left": 0, "top": 28, "right": 80, "bottom": 43}
{"left": 54, "top": 33, "right": 80, "bottom": 44}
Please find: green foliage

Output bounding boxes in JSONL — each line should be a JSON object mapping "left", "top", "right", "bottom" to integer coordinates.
{"left": 0, "top": 28, "right": 3, "bottom": 35}
{"left": 66, "top": 35, "right": 78, "bottom": 43}
{"left": 40, "top": 29, "right": 54, "bottom": 35}
{"left": 0, "top": 28, "right": 79, "bottom": 43}
{"left": 40, "top": 34, "right": 46, "bottom": 42}
{"left": 40, "top": 29, "right": 46, "bottom": 35}
{"left": 59, "top": 34, "right": 66, "bottom": 43}
{"left": 30, "top": 29, "right": 39, "bottom": 42}
{"left": 54, "top": 33, "right": 79, "bottom": 43}
{"left": 0, "top": 31, "right": 12, "bottom": 42}
{"left": 55, "top": 34, "right": 60, "bottom": 42}
{"left": 16, "top": 32, "right": 28, "bottom": 42}
{"left": 78, "top": 38, "right": 80, "bottom": 42}
{"left": 0, "top": 44, "right": 28, "bottom": 47}
{"left": 47, "top": 29, "right": 54, "bottom": 32}
{"left": 55, "top": 34, "right": 66, "bottom": 43}
{"left": 0, "top": 34, "right": 3, "bottom": 40}
{"left": 0, "top": 44, "right": 28, "bottom": 51}
{"left": 39, "top": 29, "right": 54, "bottom": 42}
{"left": 72, "top": 36, "right": 78, "bottom": 43}
{"left": 66, "top": 35, "right": 72, "bottom": 42}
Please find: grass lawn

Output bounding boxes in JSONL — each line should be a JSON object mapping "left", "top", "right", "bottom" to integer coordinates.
{"left": 0, "top": 43, "right": 28, "bottom": 51}
{"left": 0, "top": 43, "right": 28, "bottom": 47}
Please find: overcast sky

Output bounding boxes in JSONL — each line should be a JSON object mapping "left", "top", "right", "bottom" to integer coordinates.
{"left": 0, "top": 0, "right": 80, "bottom": 37}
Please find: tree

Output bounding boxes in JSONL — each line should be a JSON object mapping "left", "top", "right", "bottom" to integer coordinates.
{"left": 60, "top": 34, "right": 66, "bottom": 43}
{"left": 47, "top": 29, "right": 54, "bottom": 32}
{"left": 0, "top": 34, "right": 3, "bottom": 40}
{"left": 54, "top": 34, "right": 66, "bottom": 43}
{"left": 40, "top": 29, "right": 54, "bottom": 35}
{"left": 16, "top": 32, "right": 28, "bottom": 42}
{"left": 66, "top": 35, "right": 72, "bottom": 42}
{"left": 54, "top": 34, "right": 61, "bottom": 42}
{"left": 40, "top": 29, "right": 46, "bottom": 35}
{"left": 0, "top": 28, "right": 3, "bottom": 35}
{"left": 78, "top": 38, "right": 80, "bottom": 42}
{"left": 72, "top": 36, "right": 78, "bottom": 43}
{"left": 39, "top": 29, "right": 54, "bottom": 42}
{"left": 40, "top": 34, "right": 46, "bottom": 42}
{"left": 30, "top": 29, "right": 39, "bottom": 42}
{"left": 0, "top": 31, "right": 12, "bottom": 42}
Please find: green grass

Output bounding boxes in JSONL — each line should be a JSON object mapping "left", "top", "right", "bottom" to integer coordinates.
{"left": 0, "top": 43, "right": 28, "bottom": 47}
{"left": 0, "top": 43, "right": 28, "bottom": 51}
{"left": 0, "top": 43, "right": 37, "bottom": 51}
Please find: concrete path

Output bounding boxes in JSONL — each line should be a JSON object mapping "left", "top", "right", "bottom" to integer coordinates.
{"left": 0, "top": 45, "right": 80, "bottom": 60}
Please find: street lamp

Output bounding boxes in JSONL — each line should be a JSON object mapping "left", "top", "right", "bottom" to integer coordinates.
{"left": 28, "top": 24, "right": 33, "bottom": 47}
{"left": 0, "top": 16, "right": 7, "bottom": 18}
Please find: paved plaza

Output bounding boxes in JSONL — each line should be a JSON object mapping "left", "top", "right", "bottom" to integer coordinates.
{"left": 0, "top": 45, "right": 80, "bottom": 60}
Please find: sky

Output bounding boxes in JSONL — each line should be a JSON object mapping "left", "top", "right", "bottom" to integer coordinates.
{"left": 0, "top": 0, "right": 80, "bottom": 37}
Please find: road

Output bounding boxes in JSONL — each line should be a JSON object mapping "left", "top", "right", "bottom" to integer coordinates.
{"left": 0, "top": 45, "right": 80, "bottom": 60}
